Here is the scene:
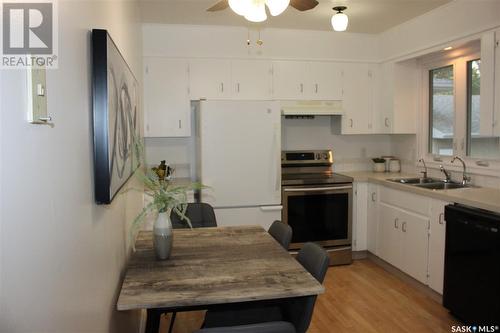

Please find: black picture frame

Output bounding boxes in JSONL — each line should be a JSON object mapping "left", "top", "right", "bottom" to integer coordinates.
{"left": 92, "top": 29, "right": 139, "bottom": 204}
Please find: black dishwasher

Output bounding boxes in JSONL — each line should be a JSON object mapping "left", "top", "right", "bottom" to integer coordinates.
{"left": 443, "top": 204, "right": 500, "bottom": 325}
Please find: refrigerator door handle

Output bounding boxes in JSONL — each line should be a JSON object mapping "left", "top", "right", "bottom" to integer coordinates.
{"left": 260, "top": 205, "right": 283, "bottom": 212}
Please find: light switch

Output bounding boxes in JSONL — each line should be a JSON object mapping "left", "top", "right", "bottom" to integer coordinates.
{"left": 27, "top": 67, "right": 50, "bottom": 124}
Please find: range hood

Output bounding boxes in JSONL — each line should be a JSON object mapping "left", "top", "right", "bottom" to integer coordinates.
{"left": 280, "top": 100, "right": 343, "bottom": 116}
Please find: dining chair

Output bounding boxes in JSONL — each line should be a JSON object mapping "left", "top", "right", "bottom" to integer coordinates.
{"left": 268, "top": 220, "right": 292, "bottom": 250}
{"left": 194, "top": 321, "right": 296, "bottom": 333}
{"left": 203, "top": 242, "right": 329, "bottom": 333}
{"left": 166, "top": 202, "right": 217, "bottom": 333}
{"left": 171, "top": 203, "right": 217, "bottom": 229}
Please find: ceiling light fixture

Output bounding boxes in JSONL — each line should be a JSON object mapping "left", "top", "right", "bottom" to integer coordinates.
{"left": 331, "top": 6, "right": 348, "bottom": 32}
{"left": 228, "top": 0, "right": 290, "bottom": 23}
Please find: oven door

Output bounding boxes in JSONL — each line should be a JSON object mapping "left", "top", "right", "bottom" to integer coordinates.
{"left": 282, "top": 184, "right": 352, "bottom": 250}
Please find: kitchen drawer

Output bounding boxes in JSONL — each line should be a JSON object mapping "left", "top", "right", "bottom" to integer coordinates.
{"left": 379, "top": 186, "right": 430, "bottom": 216}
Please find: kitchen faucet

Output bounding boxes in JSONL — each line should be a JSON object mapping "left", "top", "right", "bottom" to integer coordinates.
{"left": 440, "top": 165, "right": 452, "bottom": 183}
{"left": 451, "top": 156, "right": 471, "bottom": 186}
{"left": 418, "top": 158, "right": 428, "bottom": 178}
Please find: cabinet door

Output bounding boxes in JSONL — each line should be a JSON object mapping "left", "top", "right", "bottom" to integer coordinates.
{"left": 342, "top": 63, "right": 372, "bottom": 134}
{"left": 377, "top": 203, "right": 401, "bottom": 267}
{"left": 428, "top": 200, "right": 450, "bottom": 294}
{"left": 353, "top": 182, "right": 368, "bottom": 251}
{"left": 272, "top": 61, "right": 308, "bottom": 100}
{"left": 367, "top": 183, "right": 378, "bottom": 254}
{"left": 231, "top": 60, "right": 273, "bottom": 100}
{"left": 143, "top": 58, "right": 191, "bottom": 137}
{"left": 494, "top": 29, "right": 500, "bottom": 136}
{"left": 372, "top": 63, "right": 393, "bottom": 133}
{"left": 400, "top": 210, "right": 430, "bottom": 284}
{"left": 189, "top": 59, "right": 231, "bottom": 100}
{"left": 308, "top": 62, "right": 343, "bottom": 100}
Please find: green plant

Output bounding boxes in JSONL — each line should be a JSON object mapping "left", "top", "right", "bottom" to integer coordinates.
{"left": 372, "top": 158, "right": 386, "bottom": 163}
{"left": 129, "top": 138, "right": 206, "bottom": 243}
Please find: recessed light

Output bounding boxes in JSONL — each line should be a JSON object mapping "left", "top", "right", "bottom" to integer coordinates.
{"left": 444, "top": 46, "right": 453, "bottom": 51}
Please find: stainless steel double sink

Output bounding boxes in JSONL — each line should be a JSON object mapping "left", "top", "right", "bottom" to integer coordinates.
{"left": 389, "top": 177, "right": 471, "bottom": 190}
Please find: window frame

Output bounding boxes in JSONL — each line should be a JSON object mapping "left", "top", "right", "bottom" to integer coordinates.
{"left": 419, "top": 50, "right": 500, "bottom": 177}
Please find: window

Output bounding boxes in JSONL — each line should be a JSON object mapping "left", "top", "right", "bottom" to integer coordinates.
{"left": 466, "top": 59, "right": 500, "bottom": 159}
{"left": 429, "top": 65, "right": 454, "bottom": 156}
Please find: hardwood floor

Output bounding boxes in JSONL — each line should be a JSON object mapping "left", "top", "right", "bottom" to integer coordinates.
{"left": 159, "top": 259, "right": 459, "bottom": 333}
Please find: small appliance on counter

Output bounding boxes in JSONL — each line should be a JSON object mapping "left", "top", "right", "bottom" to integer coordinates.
{"left": 381, "top": 155, "right": 395, "bottom": 172}
{"left": 389, "top": 159, "right": 401, "bottom": 173}
{"left": 281, "top": 150, "right": 353, "bottom": 266}
{"left": 372, "top": 158, "right": 386, "bottom": 172}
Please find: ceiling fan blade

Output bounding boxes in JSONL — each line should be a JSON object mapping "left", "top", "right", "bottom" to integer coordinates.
{"left": 290, "top": 0, "right": 319, "bottom": 11}
{"left": 207, "top": 0, "right": 229, "bottom": 12}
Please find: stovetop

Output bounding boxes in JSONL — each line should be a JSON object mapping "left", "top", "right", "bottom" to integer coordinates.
{"left": 281, "top": 172, "right": 353, "bottom": 186}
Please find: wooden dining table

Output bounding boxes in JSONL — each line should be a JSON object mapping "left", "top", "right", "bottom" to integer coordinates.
{"left": 117, "top": 225, "right": 325, "bottom": 333}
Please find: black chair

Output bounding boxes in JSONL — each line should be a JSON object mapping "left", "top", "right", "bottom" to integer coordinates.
{"left": 171, "top": 203, "right": 217, "bottom": 229}
{"left": 194, "top": 321, "right": 296, "bottom": 333}
{"left": 268, "top": 221, "right": 292, "bottom": 250}
{"left": 166, "top": 202, "right": 217, "bottom": 333}
{"left": 203, "top": 242, "right": 329, "bottom": 333}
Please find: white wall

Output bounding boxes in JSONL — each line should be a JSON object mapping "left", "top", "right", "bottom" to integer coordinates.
{"left": 143, "top": 23, "right": 380, "bottom": 61}
{"left": 379, "top": 0, "right": 500, "bottom": 61}
{"left": 0, "top": 1, "right": 143, "bottom": 332}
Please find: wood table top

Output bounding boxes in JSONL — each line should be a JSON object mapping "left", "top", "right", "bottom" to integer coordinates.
{"left": 117, "top": 225, "right": 324, "bottom": 311}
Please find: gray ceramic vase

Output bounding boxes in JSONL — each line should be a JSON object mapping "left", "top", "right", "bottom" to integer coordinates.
{"left": 153, "top": 211, "right": 173, "bottom": 260}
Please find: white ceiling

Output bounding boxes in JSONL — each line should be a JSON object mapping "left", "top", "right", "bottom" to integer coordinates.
{"left": 140, "top": 0, "right": 452, "bottom": 34}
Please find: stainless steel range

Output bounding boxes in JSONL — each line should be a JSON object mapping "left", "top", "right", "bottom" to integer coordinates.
{"left": 281, "top": 150, "right": 353, "bottom": 266}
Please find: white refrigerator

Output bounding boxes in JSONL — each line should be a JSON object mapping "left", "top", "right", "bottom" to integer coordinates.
{"left": 195, "top": 100, "right": 282, "bottom": 230}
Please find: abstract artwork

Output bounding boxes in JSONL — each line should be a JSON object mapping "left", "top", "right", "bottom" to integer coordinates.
{"left": 92, "top": 29, "right": 139, "bottom": 204}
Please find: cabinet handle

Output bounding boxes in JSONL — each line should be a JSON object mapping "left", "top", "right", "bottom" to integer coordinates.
{"left": 315, "top": 83, "right": 318, "bottom": 93}
{"left": 237, "top": 83, "right": 240, "bottom": 93}
{"left": 300, "top": 83, "right": 304, "bottom": 93}
{"left": 402, "top": 222, "right": 407, "bottom": 233}
{"left": 178, "top": 120, "right": 182, "bottom": 129}
{"left": 221, "top": 82, "right": 224, "bottom": 93}
{"left": 350, "top": 119, "right": 353, "bottom": 128}
{"left": 394, "top": 218, "right": 399, "bottom": 229}
{"left": 371, "top": 192, "right": 376, "bottom": 202}
{"left": 385, "top": 117, "right": 389, "bottom": 127}
{"left": 438, "top": 213, "right": 444, "bottom": 225}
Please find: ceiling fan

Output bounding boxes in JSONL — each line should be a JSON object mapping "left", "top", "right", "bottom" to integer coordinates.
{"left": 207, "top": 0, "right": 319, "bottom": 22}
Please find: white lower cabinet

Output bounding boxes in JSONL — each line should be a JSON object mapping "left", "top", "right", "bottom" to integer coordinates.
{"left": 428, "top": 199, "right": 450, "bottom": 294}
{"left": 366, "top": 183, "right": 379, "bottom": 254}
{"left": 376, "top": 201, "right": 430, "bottom": 284}
{"left": 353, "top": 182, "right": 368, "bottom": 251}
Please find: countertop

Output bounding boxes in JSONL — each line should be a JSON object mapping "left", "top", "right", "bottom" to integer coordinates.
{"left": 340, "top": 171, "right": 500, "bottom": 214}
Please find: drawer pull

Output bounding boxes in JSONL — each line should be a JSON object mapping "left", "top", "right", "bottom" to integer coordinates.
{"left": 394, "top": 218, "right": 399, "bottom": 229}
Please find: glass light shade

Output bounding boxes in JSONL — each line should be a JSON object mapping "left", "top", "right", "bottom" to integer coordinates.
{"left": 229, "top": 0, "right": 250, "bottom": 16}
{"left": 265, "top": 0, "right": 290, "bottom": 16}
{"left": 244, "top": 2, "right": 267, "bottom": 22}
{"left": 331, "top": 12, "right": 348, "bottom": 31}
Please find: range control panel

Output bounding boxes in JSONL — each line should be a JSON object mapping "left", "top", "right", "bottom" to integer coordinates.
{"left": 281, "top": 150, "right": 333, "bottom": 165}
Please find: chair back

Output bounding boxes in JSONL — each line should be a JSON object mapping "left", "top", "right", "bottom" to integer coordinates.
{"left": 171, "top": 203, "right": 217, "bottom": 229}
{"left": 268, "top": 221, "right": 292, "bottom": 250}
{"left": 195, "top": 321, "right": 296, "bottom": 333}
{"left": 283, "top": 242, "right": 329, "bottom": 333}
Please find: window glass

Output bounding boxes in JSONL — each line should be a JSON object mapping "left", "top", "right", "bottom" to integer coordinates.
{"left": 429, "top": 65, "right": 454, "bottom": 156}
{"left": 466, "top": 59, "right": 500, "bottom": 159}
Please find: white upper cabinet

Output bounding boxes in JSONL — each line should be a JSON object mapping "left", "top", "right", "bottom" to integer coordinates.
{"left": 272, "top": 61, "right": 308, "bottom": 100}
{"left": 308, "top": 62, "right": 343, "bottom": 100}
{"left": 272, "top": 61, "right": 343, "bottom": 100}
{"left": 189, "top": 59, "right": 231, "bottom": 100}
{"left": 341, "top": 63, "right": 372, "bottom": 134}
{"left": 231, "top": 60, "right": 273, "bottom": 100}
{"left": 493, "top": 29, "right": 500, "bottom": 136}
{"left": 143, "top": 57, "right": 191, "bottom": 137}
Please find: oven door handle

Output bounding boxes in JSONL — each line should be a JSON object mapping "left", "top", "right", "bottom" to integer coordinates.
{"left": 283, "top": 186, "right": 352, "bottom": 192}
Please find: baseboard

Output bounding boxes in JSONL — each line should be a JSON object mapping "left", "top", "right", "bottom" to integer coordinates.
{"left": 352, "top": 250, "right": 368, "bottom": 260}
{"left": 364, "top": 252, "right": 443, "bottom": 304}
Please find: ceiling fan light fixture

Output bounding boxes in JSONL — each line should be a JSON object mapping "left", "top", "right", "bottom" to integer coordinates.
{"left": 228, "top": 0, "right": 251, "bottom": 16}
{"left": 244, "top": 2, "right": 268, "bottom": 22}
{"left": 266, "top": 0, "right": 290, "bottom": 16}
{"left": 331, "top": 6, "right": 348, "bottom": 32}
